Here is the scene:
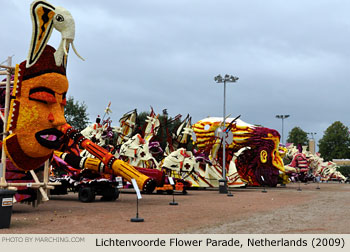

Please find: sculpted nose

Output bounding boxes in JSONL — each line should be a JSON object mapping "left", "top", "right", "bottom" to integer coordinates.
{"left": 48, "top": 113, "right": 54, "bottom": 122}
{"left": 49, "top": 104, "right": 67, "bottom": 126}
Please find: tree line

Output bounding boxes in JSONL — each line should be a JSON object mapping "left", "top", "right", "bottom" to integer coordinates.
{"left": 287, "top": 121, "right": 350, "bottom": 161}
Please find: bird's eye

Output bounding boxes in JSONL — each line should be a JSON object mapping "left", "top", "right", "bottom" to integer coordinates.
{"left": 56, "top": 14, "right": 64, "bottom": 22}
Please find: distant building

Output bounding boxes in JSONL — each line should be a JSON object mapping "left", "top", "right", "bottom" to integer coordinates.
{"left": 309, "top": 140, "right": 315, "bottom": 154}
{"left": 332, "top": 159, "right": 350, "bottom": 166}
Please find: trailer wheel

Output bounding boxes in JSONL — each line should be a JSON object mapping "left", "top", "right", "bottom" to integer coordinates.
{"left": 101, "top": 187, "right": 119, "bottom": 201}
{"left": 79, "top": 187, "right": 95, "bottom": 203}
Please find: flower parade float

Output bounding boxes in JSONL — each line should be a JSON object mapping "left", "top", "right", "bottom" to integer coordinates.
{"left": 0, "top": 0, "right": 160, "bottom": 207}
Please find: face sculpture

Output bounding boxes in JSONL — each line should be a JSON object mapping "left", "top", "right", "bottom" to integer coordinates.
{"left": 16, "top": 74, "right": 67, "bottom": 156}
{"left": 234, "top": 128, "right": 284, "bottom": 186}
{"left": 4, "top": 45, "right": 68, "bottom": 170}
{"left": 192, "top": 117, "right": 285, "bottom": 186}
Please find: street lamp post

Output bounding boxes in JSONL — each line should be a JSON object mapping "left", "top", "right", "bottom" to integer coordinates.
{"left": 307, "top": 132, "right": 317, "bottom": 140}
{"left": 214, "top": 74, "right": 239, "bottom": 194}
{"left": 275, "top": 114, "right": 290, "bottom": 145}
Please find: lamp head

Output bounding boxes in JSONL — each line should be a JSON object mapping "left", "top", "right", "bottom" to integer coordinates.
{"left": 214, "top": 74, "right": 223, "bottom": 82}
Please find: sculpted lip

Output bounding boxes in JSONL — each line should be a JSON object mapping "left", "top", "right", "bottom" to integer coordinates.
{"left": 35, "top": 128, "right": 64, "bottom": 149}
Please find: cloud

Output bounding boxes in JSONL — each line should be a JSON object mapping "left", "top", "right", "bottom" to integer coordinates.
{"left": 1, "top": 0, "right": 350, "bottom": 150}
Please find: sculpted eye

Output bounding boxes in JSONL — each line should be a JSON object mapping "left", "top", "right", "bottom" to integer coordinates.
{"left": 29, "top": 87, "right": 56, "bottom": 104}
{"left": 61, "top": 92, "right": 67, "bottom": 106}
{"left": 56, "top": 14, "right": 64, "bottom": 22}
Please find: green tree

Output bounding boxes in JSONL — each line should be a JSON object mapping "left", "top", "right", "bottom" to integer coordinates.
{"left": 136, "top": 111, "right": 182, "bottom": 150}
{"left": 337, "top": 166, "right": 350, "bottom": 178}
{"left": 286, "top": 126, "right": 309, "bottom": 147}
{"left": 64, "top": 96, "right": 90, "bottom": 131}
{"left": 318, "top": 121, "right": 350, "bottom": 161}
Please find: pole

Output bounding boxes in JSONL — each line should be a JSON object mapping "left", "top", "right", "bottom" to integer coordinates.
{"left": 130, "top": 179, "right": 144, "bottom": 222}
{"left": 0, "top": 56, "right": 12, "bottom": 185}
{"left": 218, "top": 79, "right": 228, "bottom": 194}
{"left": 136, "top": 197, "right": 139, "bottom": 218}
{"left": 281, "top": 117, "right": 284, "bottom": 144}
{"left": 275, "top": 115, "right": 289, "bottom": 145}
{"left": 297, "top": 180, "right": 302, "bottom": 191}
{"left": 214, "top": 74, "right": 239, "bottom": 194}
{"left": 130, "top": 196, "right": 144, "bottom": 222}
{"left": 222, "top": 80, "right": 226, "bottom": 181}
{"left": 169, "top": 192, "right": 178, "bottom": 205}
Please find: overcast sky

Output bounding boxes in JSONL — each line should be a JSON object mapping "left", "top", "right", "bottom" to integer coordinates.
{"left": 1, "top": 0, "right": 350, "bottom": 148}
